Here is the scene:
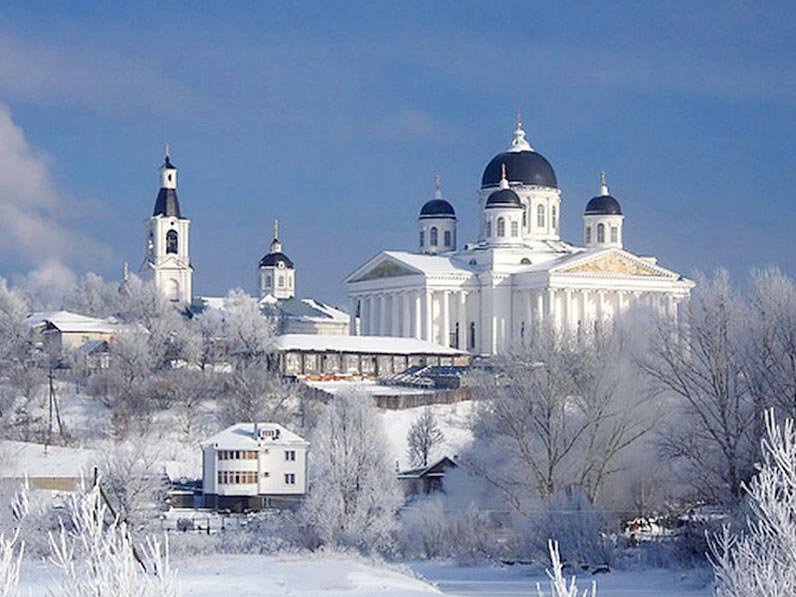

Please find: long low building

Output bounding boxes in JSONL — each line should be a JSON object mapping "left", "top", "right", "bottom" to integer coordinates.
{"left": 271, "top": 334, "right": 468, "bottom": 379}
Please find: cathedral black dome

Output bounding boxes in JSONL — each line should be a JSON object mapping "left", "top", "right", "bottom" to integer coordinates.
{"left": 485, "top": 188, "right": 523, "bottom": 209}
{"left": 482, "top": 151, "right": 557, "bottom": 189}
{"left": 259, "top": 252, "right": 294, "bottom": 269}
{"left": 419, "top": 199, "right": 456, "bottom": 218}
{"left": 585, "top": 194, "right": 622, "bottom": 216}
{"left": 153, "top": 188, "right": 181, "bottom": 218}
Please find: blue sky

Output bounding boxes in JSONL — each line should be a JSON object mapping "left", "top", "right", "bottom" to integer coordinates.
{"left": 0, "top": 2, "right": 794, "bottom": 303}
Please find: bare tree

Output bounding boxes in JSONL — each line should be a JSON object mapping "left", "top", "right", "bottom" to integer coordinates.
{"left": 640, "top": 269, "right": 757, "bottom": 503}
{"left": 407, "top": 408, "right": 444, "bottom": 467}
{"left": 467, "top": 324, "right": 651, "bottom": 510}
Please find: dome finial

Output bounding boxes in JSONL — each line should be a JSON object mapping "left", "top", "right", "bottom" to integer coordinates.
{"left": 434, "top": 174, "right": 442, "bottom": 199}
{"left": 164, "top": 143, "right": 170, "bottom": 159}
{"left": 508, "top": 110, "right": 533, "bottom": 153}
{"left": 600, "top": 170, "right": 610, "bottom": 196}
{"left": 499, "top": 163, "right": 510, "bottom": 189}
{"left": 274, "top": 218, "right": 279, "bottom": 241}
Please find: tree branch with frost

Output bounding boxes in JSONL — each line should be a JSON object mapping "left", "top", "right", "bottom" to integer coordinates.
{"left": 536, "top": 540, "right": 597, "bottom": 597}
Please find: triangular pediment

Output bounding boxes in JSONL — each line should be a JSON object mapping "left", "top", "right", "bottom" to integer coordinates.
{"left": 555, "top": 250, "right": 678, "bottom": 278}
{"left": 347, "top": 254, "right": 421, "bottom": 283}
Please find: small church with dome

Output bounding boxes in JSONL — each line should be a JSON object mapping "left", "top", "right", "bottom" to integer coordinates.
{"left": 346, "top": 115, "right": 694, "bottom": 355}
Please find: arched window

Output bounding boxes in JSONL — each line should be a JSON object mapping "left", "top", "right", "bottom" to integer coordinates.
{"left": 166, "top": 279, "right": 180, "bottom": 302}
{"left": 485, "top": 221, "right": 491, "bottom": 237}
{"left": 552, "top": 206, "right": 558, "bottom": 231}
{"left": 454, "top": 322, "right": 460, "bottom": 349}
{"left": 497, "top": 217, "right": 506, "bottom": 237}
{"left": 278, "top": 275, "right": 285, "bottom": 288}
{"left": 511, "top": 221, "right": 519, "bottom": 237}
{"left": 520, "top": 257, "right": 532, "bottom": 265}
{"left": 468, "top": 322, "right": 476, "bottom": 350}
{"left": 166, "top": 229, "right": 178, "bottom": 254}
{"left": 597, "top": 223, "right": 605, "bottom": 243}
{"left": 610, "top": 226, "right": 618, "bottom": 243}
{"left": 444, "top": 230, "right": 451, "bottom": 247}
{"left": 585, "top": 226, "right": 591, "bottom": 244}
{"left": 419, "top": 230, "right": 424, "bottom": 247}
{"left": 266, "top": 275, "right": 272, "bottom": 287}
{"left": 430, "top": 227, "right": 438, "bottom": 246}
{"left": 522, "top": 209, "right": 527, "bottom": 228}
{"left": 537, "top": 204, "right": 545, "bottom": 227}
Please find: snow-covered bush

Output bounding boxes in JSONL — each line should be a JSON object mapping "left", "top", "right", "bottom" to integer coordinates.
{"left": 49, "top": 483, "right": 178, "bottom": 597}
{"left": 536, "top": 540, "right": 597, "bottom": 597}
{"left": 710, "top": 410, "right": 796, "bottom": 596}
{"left": 0, "top": 530, "right": 23, "bottom": 597}
{"left": 399, "top": 499, "right": 448, "bottom": 559}
{"left": 300, "top": 393, "right": 402, "bottom": 553}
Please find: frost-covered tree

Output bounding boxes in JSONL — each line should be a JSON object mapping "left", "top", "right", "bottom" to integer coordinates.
{"left": 94, "top": 442, "right": 166, "bottom": 529}
{"left": 640, "top": 269, "right": 757, "bottom": 503}
{"left": 407, "top": 408, "right": 444, "bottom": 467}
{"left": 536, "top": 540, "right": 597, "bottom": 597}
{"left": 467, "top": 324, "right": 651, "bottom": 508}
{"left": 49, "top": 483, "right": 177, "bottom": 597}
{"left": 0, "top": 530, "right": 22, "bottom": 597}
{"left": 710, "top": 410, "right": 796, "bottom": 596}
{"left": 301, "top": 394, "right": 402, "bottom": 552}
{"left": 64, "top": 273, "right": 121, "bottom": 318}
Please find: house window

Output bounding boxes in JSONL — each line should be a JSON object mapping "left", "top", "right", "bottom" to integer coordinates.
{"left": 552, "top": 206, "right": 558, "bottom": 231}
{"left": 278, "top": 275, "right": 285, "bottom": 288}
{"left": 430, "top": 227, "right": 438, "bottom": 246}
{"left": 511, "top": 221, "right": 519, "bottom": 237}
{"left": 419, "top": 230, "right": 424, "bottom": 247}
{"left": 485, "top": 221, "right": 491, "bottom": 237}
{"left": 166, "top": 229, "right": 178, "bottom": 254}
{"left": 537, "top": 204, "right": 545, "bottom": 227}
{"left": 611, "top": 226, "right": 618, "bottom": 243}
{"left": 597, "top": 223, "right": 605, "bottom": 243}
{"left": 585, "top": 226, "right": 592, "bottom": 244}
{"left": 444, "top": 230, "right": 451, "bottom": 247}
{"left": 497, "top": 217, "right": 506, "bottom": 237}
{"left": 285, "top": 450, "right": 296, "bottom": 461}
{"left": 522, "top": 209, "right": 527, "bottom": 228}
{"left": 266, "top": 275, "right": 272, "bottom": 287}
{"left": 284, "top": 473, "right": 296, "bottom": 485}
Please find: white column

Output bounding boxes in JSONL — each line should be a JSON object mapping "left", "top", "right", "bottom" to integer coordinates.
{"left": 349, "top": 298, "right": 357, "bottom": 335}
{"left": 536, "top": 290, "right": 544, "bottom": 328}
{"left": 368, "top": 295, "right": 378, "bottom": 335}
{"left": 547, "top": 289, "right": 556, "bottom": 329}
{"left": 597, "top": 291, "right": 606, "bottom": 322}
{"left": 424, "top": 290, "right": 433, "bottom": 341}
{"left": 458, "top": 291, "right": 467, "bottom": 349}
{"left": 618, "top": 291, "right": 626, "bottom": 314}
{"left": 414, "top": 291, "right": 422, "bottom": 339}
{"left": 525, "top": 292, "right": 533, "bottom": 339}
{"left": 441, "top": 290, "right": 450, "bottom": 347}
{"left": 391, "top": 293, "right": 400, "bottom": 337}
{"left": 361, "top": 297, "right": 369, "bottom": 335}
{"left": 380, "top": 294, "right": 390, "bottom": 336}
{"left": 401, "top": 292, "right": 411, "bottom": 337}
{"left": 564, "top": 290, "right": 574, "bottom": 333}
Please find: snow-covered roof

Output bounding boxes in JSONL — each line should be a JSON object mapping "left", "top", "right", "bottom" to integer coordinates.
{"left": 27, "top": 310, "right": 123, "bottom": 334}
{"left": 382, "top": 251, "right": 474, "bottom": 275}
{"left": 271, "top": 334, "right": 465, "bottom": 356}
{"left": 270, "top": 297, "right": 349, "bottom": 324}
{"left": 202, "top": 423, "right": 308, "bottom": 449}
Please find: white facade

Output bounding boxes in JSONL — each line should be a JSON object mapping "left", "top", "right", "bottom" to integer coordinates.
{"left": 140, "top": 152, "right": 193, "bottom": 305}
{"left": 202, "top": 423, "right": 308, "bottom": 502}
{"left": 346, "top": 118, "right": 694, "bottom": 355}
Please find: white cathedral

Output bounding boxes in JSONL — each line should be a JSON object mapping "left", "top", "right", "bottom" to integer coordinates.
{"left": 345, "top": 117, "right": 694, "bottom": 355}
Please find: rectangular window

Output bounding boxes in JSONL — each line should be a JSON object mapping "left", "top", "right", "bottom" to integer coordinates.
{"left": 511, "top": 221, "right": 519, "bottom": 237}
{"left": 284, "top": 473, "right": 296, "bottom": 485}
{"left": 285, "top": 450, "right": 296, "bottom": 462}
{"left": 419, "top": 230, "right": 424, "bottom": 247}
{"left": 610, "top": 226, "right": 618, "bottom": 243}
{"left": 444, "top": 230, "right": 451, "bottom": 247}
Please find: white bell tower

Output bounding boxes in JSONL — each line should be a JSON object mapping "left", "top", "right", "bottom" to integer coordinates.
{"left": 141, "top": 147, "right": 193, "bottom": 305}
{"left": 258, "top": 219, "right": 296, "bottom": 300}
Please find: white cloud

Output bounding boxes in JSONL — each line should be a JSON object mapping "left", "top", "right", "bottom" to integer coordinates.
{"left": 0, "top": 103, "right": 111, "bottom": 283}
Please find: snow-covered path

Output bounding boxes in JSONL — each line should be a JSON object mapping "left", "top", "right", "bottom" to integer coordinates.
{"left": 410, "top": 561, "right": 713, "bottom": 597}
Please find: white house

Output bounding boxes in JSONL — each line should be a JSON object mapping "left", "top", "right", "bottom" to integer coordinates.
{"left": 345, "top": 115, "right": 694, "bottom": 355}
{"left": 201, "top": 422, "right": 309, "bottom": 511}
{"left": 27, "top": 310, "right": 132, "bottom": 354}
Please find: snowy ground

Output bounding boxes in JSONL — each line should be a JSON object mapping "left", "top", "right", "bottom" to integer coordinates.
{"left": 18, "top": 555, "right": 713, "bottom": 596}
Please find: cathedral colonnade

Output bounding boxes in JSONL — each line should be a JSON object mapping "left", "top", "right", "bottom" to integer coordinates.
{"left": 349, "top": 289, "right": 474, "bottom": 350}
{"left": 349, "top": 286, "right": 683, "bottom": 353}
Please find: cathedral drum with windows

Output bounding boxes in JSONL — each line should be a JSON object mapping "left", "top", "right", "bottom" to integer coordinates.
{"left": 140, "top": 151, "right": 193, "bottom": 305}
{"left": 346, "top": 115, "right": 694, "bottom": 355}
